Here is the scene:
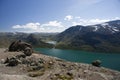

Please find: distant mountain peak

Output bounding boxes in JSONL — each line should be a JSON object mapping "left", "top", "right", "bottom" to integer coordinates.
{"left": 69, "top": 20, "right": 120, "bottom": 34}
{"left": 87, "top": 20, "right": 120, "bottom": 34}
{"left": 55, "top": 20, "right": 120, "bottom": 53}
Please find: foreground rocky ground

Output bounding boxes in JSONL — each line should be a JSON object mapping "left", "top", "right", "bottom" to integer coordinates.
{"left": 0, "top": 48, "right": 120, "bottom": 80}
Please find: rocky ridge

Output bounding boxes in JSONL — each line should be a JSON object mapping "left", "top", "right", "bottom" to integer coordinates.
{"left": 0, "top": 48, "right": 120, "bottom": 80}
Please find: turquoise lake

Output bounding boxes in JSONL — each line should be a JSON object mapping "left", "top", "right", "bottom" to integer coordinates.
{"left": 35, "top": 48, "right": 120, "bottom": 71}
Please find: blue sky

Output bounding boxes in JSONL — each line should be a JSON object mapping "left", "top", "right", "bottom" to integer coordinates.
{"left": 0, "top": 0, "right": 120, "bottom": 32}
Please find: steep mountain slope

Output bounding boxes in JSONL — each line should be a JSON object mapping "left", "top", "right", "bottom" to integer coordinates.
{"left": 55, "top": 20, "right": 120, "bottom": 53}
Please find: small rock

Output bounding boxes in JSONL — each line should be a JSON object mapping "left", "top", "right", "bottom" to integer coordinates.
{"left": 49, "top": 61, "right": 53, "bottom": 65}
{"left": 38, "top": 58, "right": 44, "bottom": 63}
{"left": 0, "top": 59, "right": 5, "bottom": 64}
{"left": 67, "top": 72, "right": 73, "bottom": 76}
{"left": 83, "top": 70, "right": 88, "bottom": 74}
{"left": 24, "top": 47, "right": 32, "bottom": 56}
{"left": 16, "top": 54, "right": 26, "bottom": 59}
{"left": 61, "top": 63, "right": 66, "bottom": 67}
{"left": 4, "top": 58, "right": 9, "bottom": 64}
{"left": 92, "top": 60, "right": 101, "bottom": 67}
{"left": 7, "top": 57, "right": 19, "bottom": 66}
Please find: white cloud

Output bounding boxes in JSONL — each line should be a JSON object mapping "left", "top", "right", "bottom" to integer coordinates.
{"left": 41, "top": 21, "right": 64, "bottom": 28}
{"left": 115, "top": 17, "right": 120, "bottom": 20}
{"left": 12, "top": 23, "right": 40, "bottom": 30}
{"left": 72, "top": 22, "right": 82, "bottom": 26}
{"left": 12, "top": 15, "right": 120, "bottom": 33}
{"left": 64, "top": 15, "right": 120, "bottom": 26}
{"left": 39, "top": 21, "right": 65, "bottom": 32}
{"left": 64, "top": 15, "right": 73, "bottom": 21}
{"left": 72, "top": 18, "right": 111, "bottom": 26}
{"left": 89, "top": 19, "right": 109, "bottom": 23}
{"left": 64, "top": 15, "right": 113, "bottom": 26}
{"left": 12, "top": 21, "right": 65, "bottom": 33}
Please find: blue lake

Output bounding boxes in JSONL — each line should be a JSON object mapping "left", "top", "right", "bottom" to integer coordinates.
{"left": 35, "top": 48, "right": 120, "bottom": 71}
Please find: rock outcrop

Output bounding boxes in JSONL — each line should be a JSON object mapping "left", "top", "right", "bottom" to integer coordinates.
{"left": 92, "top": 60, "right": 101, "bottom": 67}
{"left": 9, "top": 40, "right": 32, "bottom": 52}
{"left": 3, "top": 41, "right": 33, "bottom": 66}
{"left": 8, "top": 40, "right": 33, "bottom": 56}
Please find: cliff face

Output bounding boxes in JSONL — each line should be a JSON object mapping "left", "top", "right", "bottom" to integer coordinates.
{"left": 0, "top": 48, "right": 120, "bottom": 80}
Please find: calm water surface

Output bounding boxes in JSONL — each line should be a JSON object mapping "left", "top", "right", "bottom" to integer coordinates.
{"left": 35, "top": 48, "right": 120, "bottom": 71}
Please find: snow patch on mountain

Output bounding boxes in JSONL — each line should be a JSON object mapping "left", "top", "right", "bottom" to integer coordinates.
{"left": 79, "top": 27, "right": 82, "bottom": 31}
{"left": 112, "top": 27, "right": 119, "bottom": 32}
{"left": 92, "top": 26, "right": 99, "bottom": 31}
{"left": 101, "top": 23, "right": 109, "bottom": 28}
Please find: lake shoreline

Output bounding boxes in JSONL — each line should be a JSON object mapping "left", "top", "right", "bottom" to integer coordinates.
{"left": 35, "top": 46, "right": 120, "bottom": 54}
{"left": 35, "top": 48, "right": 120, "bottom": 71}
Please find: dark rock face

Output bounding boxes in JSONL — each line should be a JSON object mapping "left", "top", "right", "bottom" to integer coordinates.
{"left": 8, "top": 40, "right": 33, "bottom": 56}
{"left": 5, "top": 57, "right": 19, "bottom": 66}
{"left": 92, "top": 60, "right": 101, "bottom": 67}
{"left": 9, "top": 40, "right": 32, "bottom": 52}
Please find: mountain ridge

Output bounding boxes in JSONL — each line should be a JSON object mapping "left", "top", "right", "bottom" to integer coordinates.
{"left": 55, "top": 20, "right": 120, "bottom": 53}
